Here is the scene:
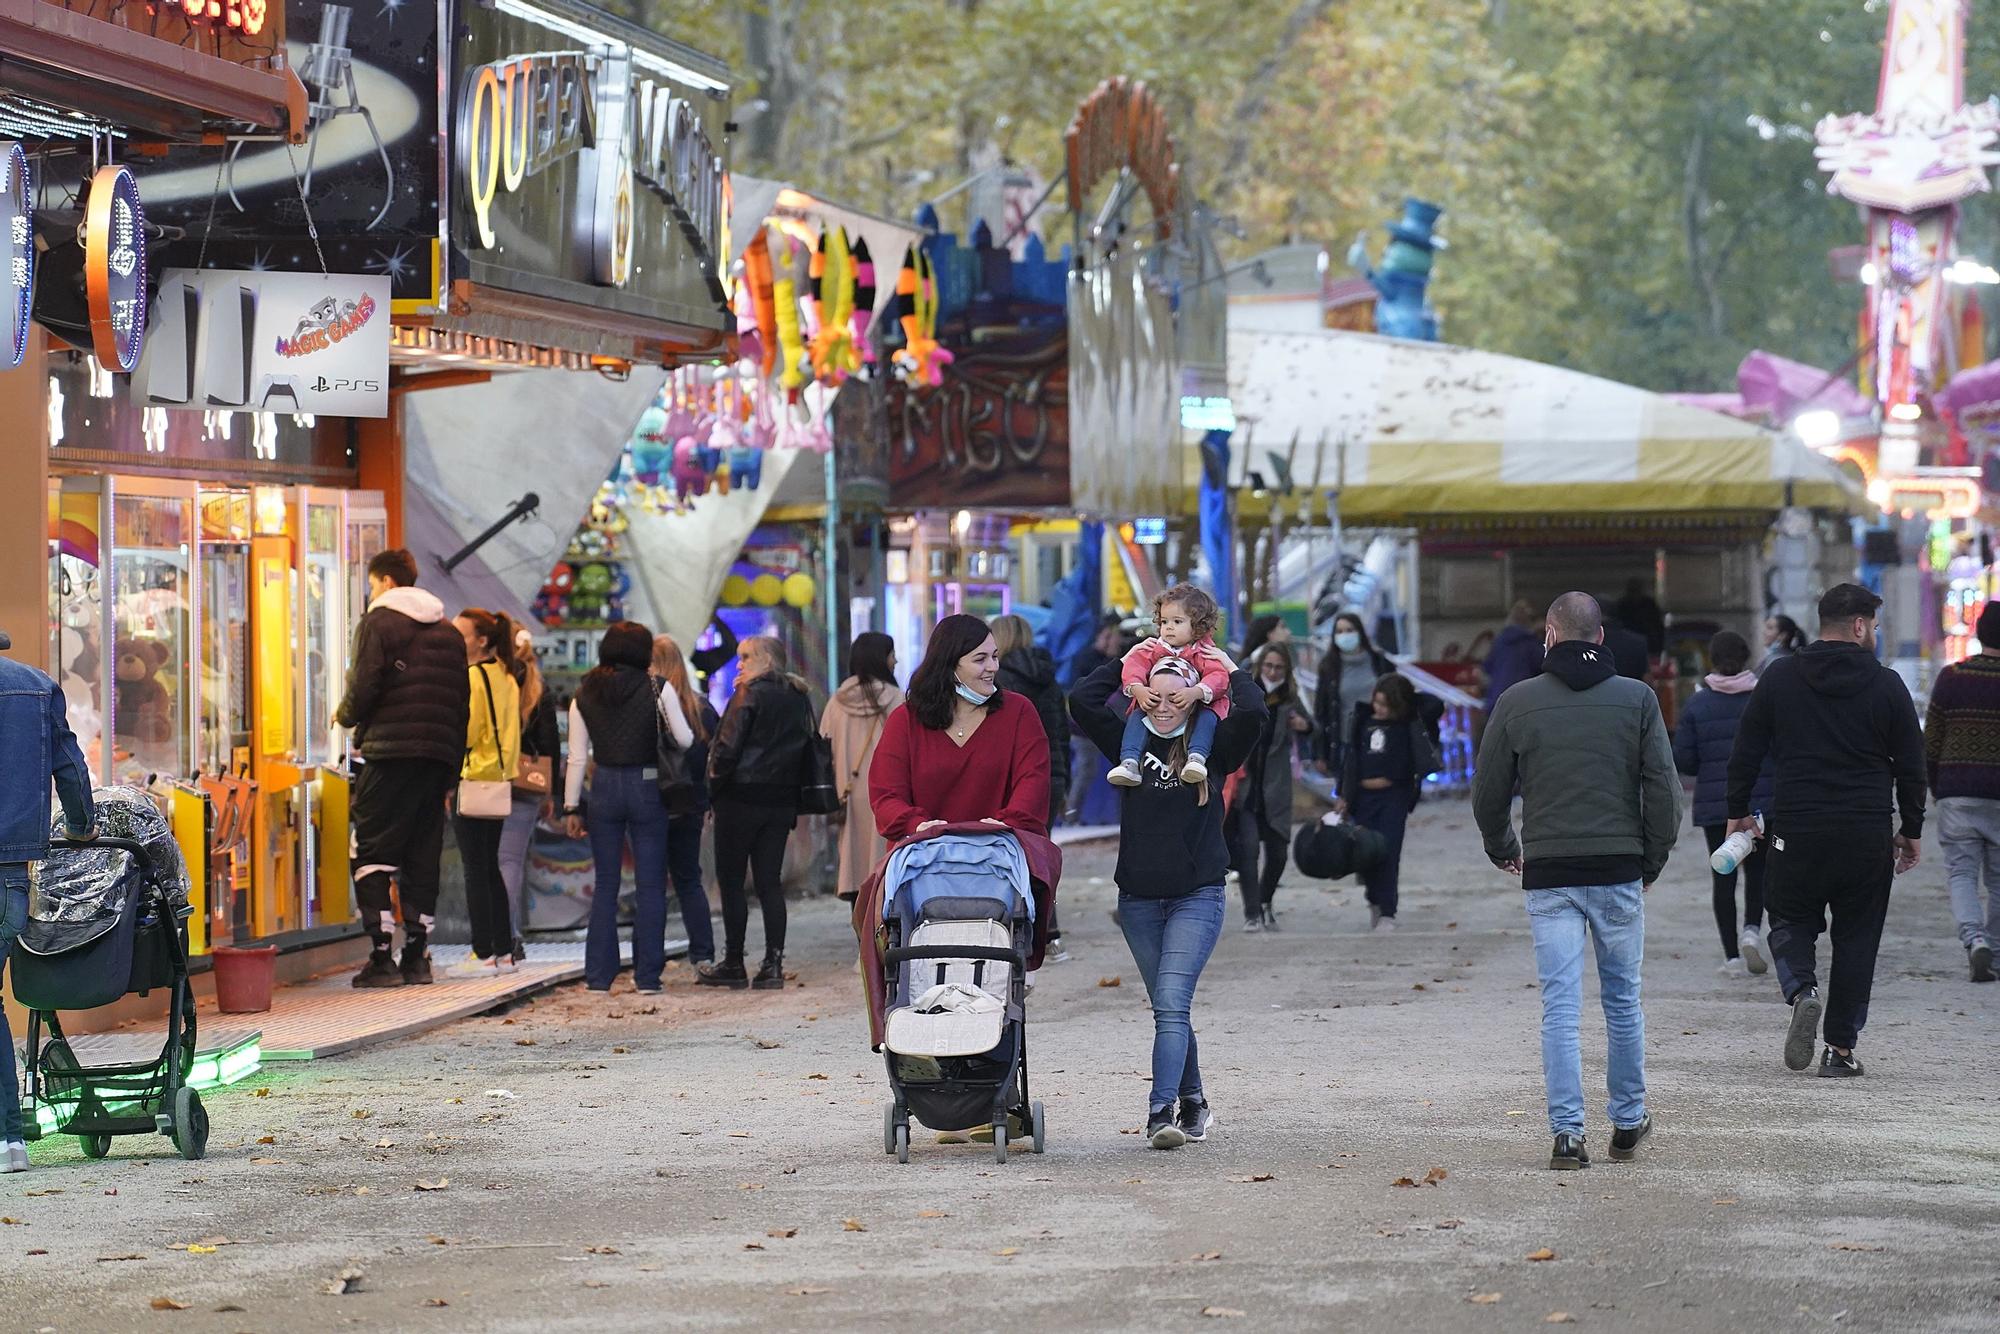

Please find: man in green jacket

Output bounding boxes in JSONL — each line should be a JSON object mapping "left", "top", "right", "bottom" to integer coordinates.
{"left": 1473, "top": 591, "right": 1681, "bottom": 1171}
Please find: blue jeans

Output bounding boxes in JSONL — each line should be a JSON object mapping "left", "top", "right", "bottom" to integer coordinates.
{"left": 1121, "top": 707, "right": 1219, "bottom": 767}
{"left": 666, "top": 812, "right": 716, "bottom": 964}
{"left": 496, "top": 789, "right": 542, "bottom": 932}
{"left": 585, "top": 766, "right": 670, "bottom": 990}
{"left": 1525, "top": 882, "right": 1647, "bottom": 1138}
{"left": 0, "top": 866, "right": 28, "bottom": 1142}
{"left": 1118, "top": 884, "right": 1226, "bottom": 1114}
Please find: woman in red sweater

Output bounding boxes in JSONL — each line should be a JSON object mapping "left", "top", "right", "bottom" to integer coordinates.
{"left": 870, "top": 614, "right": 1051, "bottom": 840}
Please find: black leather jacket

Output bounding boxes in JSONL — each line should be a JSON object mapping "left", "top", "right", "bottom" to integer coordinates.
{"left": 708, "top": 673, "right": 816, "bottom": 807}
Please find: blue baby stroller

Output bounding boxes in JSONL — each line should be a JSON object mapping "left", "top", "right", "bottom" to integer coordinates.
{"left": 878, "top": 832, "right": 1045, "bottom": 1164}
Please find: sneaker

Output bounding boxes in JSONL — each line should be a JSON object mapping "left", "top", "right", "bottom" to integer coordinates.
{"left": 1146, "top": 1108, "right": 1188, "bottom": 1150}
{"left": 1608, "top": 1113, "right": 1654, "bottom": 1161}
{"left": 1971, "top": 937, "right": 1996, "bottom": 984}
{"left": 1785, "top": 987, "right": 1824, "bottom": 1071}
{"left": 1180, "top": 754, "right": 1209, "bottom": 784}
{"left": 445, "top": 956, "right": 499, "bottom": 980}
{"left": 1374, "top": 916, "right": 1398, "bottom": 933}
{"left": 1718, "top": 956, "right": 1748, "bottom": 979}
{"left": 1818, "top": 1047, "right": 1864, "bottom": 1078}
{"left": 1044, "top": 937, "right": 1072, "bottom": 965}
{"left": 399, "top": 950, "right": 433, "bottom": 986}
{"left": 1739, "top": 927, "right": 1768, "bottom": 975}
{"left": 635, "top": 983, "right": 664, "bottom": 994}
{"left": 1549, "top": 1132, "right": 1590, "bottom": 1170}
{"left": 1368, "top": 903, "right": 1383, "bottom": 929}
{"left": 1175, "top": 1098, "right": 1215, "bottom": 1143}
{"left": 1242, "top": 916, "right": 1264, "bottom": 935}
{"left": 1, "top": 1141, "right": 27, "bottom": 1173}
{"left": 351, "top": 951, "right": 405, "bottom": 989}
{"left": 751, "top": 954, "right": 786, "bottom": 991}
{"left": 1108, "top": 759, "right": 1142, "bottom": 788}
{"left": 696, "top": 959, "right": 750, "bottom": 989}
{"left": 512, "top": 937, "right": 528, "bottom": 966}
{"left": 1261, "top": 907, "right": 1281, "bottom": 932}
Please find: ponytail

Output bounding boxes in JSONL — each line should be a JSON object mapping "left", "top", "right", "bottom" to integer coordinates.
{"left": 458, "top": 607, "right": 518, "bottom": 672}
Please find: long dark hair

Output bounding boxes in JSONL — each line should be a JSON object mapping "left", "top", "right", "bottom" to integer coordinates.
{"left": 457, "top": 608, "right": 519, "bottom": 674}
{"left": 586, "top": 620, "right": 654, "bottom": 687}
{"left": 1241, "top": 613, "right": 1284, "bottom": 660}
{"left": 1253, "top": 642, "right": 1297, "bottom": 705}
{"left": 907, "top": 614, "right": 995, "bottom": 731}
{"left": 847, "top": 631, "right": 897, "bottom": 715}
{"left": 1768, "top": 613, "right": 1806, "bottom": 654}
{"left": 1317, "top": 611, "right": 1378, "bottom": 681}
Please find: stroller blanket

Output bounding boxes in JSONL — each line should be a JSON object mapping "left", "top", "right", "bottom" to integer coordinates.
{"left": 24, "top": 787, "right": 190, "bottom": 956}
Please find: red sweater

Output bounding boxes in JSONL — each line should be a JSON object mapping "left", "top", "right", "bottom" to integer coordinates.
{"left": 868, "top": 691, "right": 1051, "bottom": 841}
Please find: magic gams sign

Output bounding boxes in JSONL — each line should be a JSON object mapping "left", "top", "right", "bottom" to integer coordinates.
{"left": 84, "top": 166, "right": 147, "bottom": 373}
{"left": 0, "top": 142, "right": 32, "bottom": 369}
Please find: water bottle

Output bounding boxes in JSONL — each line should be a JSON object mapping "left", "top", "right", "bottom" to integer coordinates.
{"left": 1710, "top": 815, "right": 1764, "bottom": 875}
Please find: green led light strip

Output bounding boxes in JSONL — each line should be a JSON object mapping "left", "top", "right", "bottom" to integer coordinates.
{"left": 30, "top": 1034, "right": 262, "bottom": 1138}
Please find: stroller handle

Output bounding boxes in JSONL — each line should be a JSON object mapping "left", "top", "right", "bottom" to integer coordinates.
{"left": 882, "top": 944, "right": 1024, "bottom": 968}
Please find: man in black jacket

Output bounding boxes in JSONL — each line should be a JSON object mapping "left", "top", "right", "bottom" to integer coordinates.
{"left": 336, "top": 549, "right": 472, "bottom": 988}
{"left": 1726, "top": 583, "right": 1925, "bottom": 1078}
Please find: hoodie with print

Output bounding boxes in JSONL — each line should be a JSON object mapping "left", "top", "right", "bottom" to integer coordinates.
{"left": 1725, "top": 640, "right": 1925, "bottom": 839}
{"left": 336, "top": 584, "right": 472, "bottom": 766}
{"left": 1472, "top": 639, "right": 1681, "bottom": 888}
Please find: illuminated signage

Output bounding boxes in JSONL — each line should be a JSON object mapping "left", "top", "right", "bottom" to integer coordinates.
{"left": 1179, "top": 394, "right": 1236, "bottom": 431}
{"left": 0, "top": 141, "right": 32, "bottom": 369}
{"left": 169, "top": 0, "right": 269, "bottom": 36}
{"left": 83, "top": 165, "right": 147, "bottom": 374}
{"left": 1132, "top": 517, "right": 1168, "bottom": 546}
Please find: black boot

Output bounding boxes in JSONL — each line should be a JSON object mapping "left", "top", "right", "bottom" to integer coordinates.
{"left": 352, "top": 949, "right": 404, "bottom": 988}
{"left": 751, "top": 952, "right": 786, "bottom": 990}
{"left": 400, "top": 941, "right": 433, "bottom": 986}
{"left": 697, "top": 956, "right": 749, "bottom": 989}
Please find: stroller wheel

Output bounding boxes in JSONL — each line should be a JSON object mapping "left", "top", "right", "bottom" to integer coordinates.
{"left": 882, "top": 1104, "right": 898, "bottom": 1156}
{"left": 992, "top": 1124, "right": 1008, "bottom": 1165}
{"left": 894, "top": 1123, "right": 910, "bottom": 1165}
{"left": 79, "top": 1133, "right": 112, "bottom": 1159}
{"left": 1031, "top": 1101, "right": 1047, "bottom": 1155}
{"left": 170, "top": 1087, "right": 208, "bottom": 1161}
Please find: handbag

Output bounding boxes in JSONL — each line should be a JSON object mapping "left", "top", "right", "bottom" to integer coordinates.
{"left": 512, "top": 755, "right": 553, "bottom": 798}
{"left": 457, "top": 665, "right": 515, "bottom": 819}
{"left": 655, "top": 679, "right": 701, "bottom": 816}
{"left": 798, "top": 730, "right": 840, "bottom": 815}
{"left": 836, "top": 711, "right": 887, "bottom": 808}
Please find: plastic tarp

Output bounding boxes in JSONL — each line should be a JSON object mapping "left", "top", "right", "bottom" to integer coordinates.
{"left": 1199, "top": 429, "right": 1236, "bottom": 632}
{"left": 1042, "top": 519, "right": 1104, "bottom": 687}
{"left": 23, "top": 787, "right": 188, "bottom": 956}
{"left": 1227, "top": 328, "right": 1865, "bottom": 520}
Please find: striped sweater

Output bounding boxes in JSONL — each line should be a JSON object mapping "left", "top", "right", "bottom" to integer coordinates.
{"left": 1925, "top": 653, "right": 2000, "bottom": 800}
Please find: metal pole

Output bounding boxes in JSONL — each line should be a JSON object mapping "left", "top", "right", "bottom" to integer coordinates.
{"left": 823, "top": 448, "right": 841, "bottom": 697}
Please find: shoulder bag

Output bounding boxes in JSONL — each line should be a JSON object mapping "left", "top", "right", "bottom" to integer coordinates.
{"left": 655, "top": 679, "right": 701, "bottom": 816}
{"left": 838, "top": 709, "right": 886, "bottom": 808}
{"left": 513, "top": 697, "right": 553, "bottom": 796}
{"left": 458, "top": 666, "right": 515, "bottom": 819}
{"left": 796, "top": 687, "right": 841, "bottom": 816}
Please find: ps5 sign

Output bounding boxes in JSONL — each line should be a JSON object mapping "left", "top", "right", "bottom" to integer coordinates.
{"left": 135, "top": 269, "right": 391, "bottom": 418}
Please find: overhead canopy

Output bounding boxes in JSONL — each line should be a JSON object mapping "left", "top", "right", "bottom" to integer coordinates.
{"left": 1227, "top": 329, "right": 1865, "bottom": 523}
{"left": 729, "top": 174, "right": 924, "bottom": 305}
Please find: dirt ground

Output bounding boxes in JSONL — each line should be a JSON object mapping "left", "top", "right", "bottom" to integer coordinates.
{"left": 2, "top": 801, "right": 1996, "bottom": 1333}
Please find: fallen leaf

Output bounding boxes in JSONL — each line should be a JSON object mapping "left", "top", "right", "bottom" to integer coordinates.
{"left": 185, "top": 1244, "right": 218, "bottom": 1255}
{"left": 841, "top": 1218, "right": 867, "bottom": 1232}
{"left": 753, "top": 1038, "right": 782, "bottom": 1050}
{"left": 729, "top": 1132, "right": 753, "bottom": 1139}
{"left": 256, "top": 1136, "right": 276, "bottom": 1145}
{"left": 514, "top": 1038, "right": 537, "bottom": 1047}
{"left": 1424, "top": 1167, "right": 1448, "bottom": 1185}
{"left": 423, "top": 1298, "right": 450, "bottom": 1308}
{"left": 251, "top": 1087, "right": 271, "bottom": 1097}
{"left": 1412, "top": 983, "right": 1427, "bottom": 991}
{"left": 1713, "top": 1197, "right": 1739, "bottom": 1206}
{"left": 767, "top": 1228, "right": 798, "bottom": 1239}
{"left": 248, "top": 1157, "right": 280, "bottom": 1166}
{"left": 1506, "top": 1110, "right": 1527, "bottom": 1117}
{"left": 1229, "top": 1173, "right": 1276, "bottom": 1183}
{"left": 806, "top": 1073, "right": 829, "bottom": 1081}
{"left": 351, "top": 1109, "right": 372, "bottom": 1119}
{"left": 1436, "top": 1219, "right": 1464, "bottom": 1230}
{"left": 1546, "top": 1315, "right": 1577, "bottom": 1326}
{"left": 25, "top": 1248, "right": 45, "bottom": 1256}
{"left": 1201, "top": 1307, "right": 1246, "bottom": 1319}
{"left": 580, "top": 1279, "right": 610, "bottom": 1289}
{"left": 1097, "top": 976, "right": 1121, "bottom": 988}
{"left": 1526, "top": 1248, "right": 1559, "bottom": 1262}
{"left": 742, "top": 1242, "right": 765, "bottom": 1251}
{"left": 585, "top": 1245, "right": 620, "bottom": 1255}
{"left": 323, "top": 1265, "right": 365, "bottom": 1295}
{"left": 98, "top": 1253, "right": 149, "bottom": 1262}
{"left": 414, "top": 1178, "right": 450, "bottom": 1192}
{"left": 1467, "top": 1293, "right": 1503, "bottom": 1305}
{"left": 995, "top": 1247, "right": 1021, "bottom": 1257}
{"left": 1827, "top": 1242, "right": 1883, "bottom": 1252}
{"left": 917, "top": 1210, "right": 949, "bottom": 1219}
{"left": 213, "top": 1305, "right": 245, "bottom": 1313}
{"left": 149, "top": 1296, "right": 189, "bottom": 1311}
{"left": 787, "top": 1286, "right": 833, "bottom": 1296}
{"left": 612, "top": 1046, "right": 630, "bottom": 1054}
{"left": 1184, "top": 1251, "right": 1224, "bottom": 1262}
{"left": 374, "top": 1137, "right": 396, "bottom": 1149}
{"left": 1391, "top": 1177, "right": 1417, "bottom": 1188}
{"left": 23, "top": 1188, "right": 61, "bottom": 1197}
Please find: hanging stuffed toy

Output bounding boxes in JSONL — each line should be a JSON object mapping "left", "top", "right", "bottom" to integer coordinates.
{"left": 849, "top": 236, "right": 877, "bottom": 366}
{"left": 672, "top": 437, "right": 707, "bottom": 501}
{"left": 772, "top": 236, "right": 808, "bottom": 398}
{"left": 892, "top": 245, "right": 954, "bottom": 387}
{"left": 629, "top": 404, "right": 671, "bottom": 484}
{"left": 744, "top": 231, "right": 778, "bottom": 377}
{"left": 809, "top": 227, "right": 860, "bottom": 384}
{"left": 734, "top": 263, "right": 764, "bottom": 370}
{"left": 729, "top": 446, "right": 763, "bottom": 491}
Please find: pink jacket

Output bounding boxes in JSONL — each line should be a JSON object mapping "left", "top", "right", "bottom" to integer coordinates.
{"left": 1120, "top": 637, "right": 1233, "bottom": 719}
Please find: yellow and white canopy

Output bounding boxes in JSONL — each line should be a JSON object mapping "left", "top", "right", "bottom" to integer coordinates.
{"left": 1226, "top": 329, "right": 1863, "bottom": 523}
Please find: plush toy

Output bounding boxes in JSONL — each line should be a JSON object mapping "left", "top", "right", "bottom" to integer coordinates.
{"left": 728, "top": 445, "right": 762, "bottom": 491}
{"left": 773, "top": 238, "right": 808, "bottom": 397}
{"left": 672, "top": 437, "right": 708, "bottom": 501}
{"left": 115, "top": 637, "right": 173, "bottom": 745}
{"left": 892, "top": 245, "right": 954, "bottom": 387}
{"left": 744, "top": 231, "right": 777, "bottom": 377}
{"left": 809, "top": 226, "right": 860, "bottom": 384}
{"left": 849, "top": 236, "right": 877, "bottom": 365}
{"left": 568, "top": 562, "right": 614, "bottom": 624}
{"left": 630, "top": 404, "right": 671, "bottom": 484}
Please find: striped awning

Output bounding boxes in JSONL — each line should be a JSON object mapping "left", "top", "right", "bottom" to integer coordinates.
{"left": 1227, "top": 329, "right": 1865, "bottom": 522}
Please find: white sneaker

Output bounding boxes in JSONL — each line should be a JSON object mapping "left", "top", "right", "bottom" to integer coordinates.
{"left": 445, "top": 956, "right": 498, "bottom": 980}
{"left": 1180, "top": 755, "right": 1209, "bottom": 784}
{"left": 1108, "top": 759, "right": 1142, "bottom": 787}
{"left": 1718, "top": 956, "right": 1748, "bottom": 978}
{"left": 1374, "top": 917, "right": 1398, "bottom": 933}
{"left": 1739, "top": 927, "right": 1768, "bottom": 975}
{"left": 1044, "top": 939, "right": 1072, "bottom": 964}
{"left": 1, "top": 1142, "right": 26, "bottom": 1173}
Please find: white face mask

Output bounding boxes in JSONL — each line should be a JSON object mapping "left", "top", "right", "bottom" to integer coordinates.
{"left": 954, "top": 680, "right": 993, "bottom": 705}
{"left": 1334, "top": 631, "right": 1361, "bottom": 653}
{"left": 1141, "top": 713, "right": 1189, "bottom": 739}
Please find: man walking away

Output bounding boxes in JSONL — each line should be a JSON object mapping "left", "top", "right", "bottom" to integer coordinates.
{"left": 1473, "top": 592, "right": 1680, "bottom": 1170}
{"left": 337, "top": 550, "right": 472, "bottom": 988}
{"left": 1926, "top": 602, "right": 2000, "bottom": 982}
{"left": 1726, "top": 583, "right": 1925, "bottom": 1078}
{"left": 0, "top": 628, "right": 96, "bottom": 1173}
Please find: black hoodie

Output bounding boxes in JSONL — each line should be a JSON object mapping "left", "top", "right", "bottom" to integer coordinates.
{"left": 1725, "top": 640, "right": 1925, "bottom": 839}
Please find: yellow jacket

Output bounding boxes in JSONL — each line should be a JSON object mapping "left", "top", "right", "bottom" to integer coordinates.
{"left": 463, "top": 661, "right": 521, "bottom": 781}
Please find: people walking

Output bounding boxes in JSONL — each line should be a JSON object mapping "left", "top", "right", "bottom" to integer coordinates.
{"left": 701, "top": 636, "right": 817, "bottom": 991}
{"left": 1313, "top": 611, "right": 1394, "bottom": 777}
{"left": 0, "top": 631, "right": 96, "bottom": 1173}
{"left": 1726, "top": 583, "right": 1925, "bottom": 1079}
{"left": 450, "top": 608, "right": 523, "bottom": 977}
{"left": 1673, "top": 630, "right": 1773, "bottom": 979}
{"left": 337, "top": 550, "right": 472, "bottom": 989}
{"left": 497, "top": 626, "right": 559, "bottom": 957}
{"left": 868, "top": 614, "right": 1053, "bottom": 841}
{"left": 1070, "top": 652, "right": 1268, "bottom": 1149}
{"left": 819, "top": 631, "right": 903, "bottom": 903}
{"left": 1481, "top": 600, "right": 1545, "bottom": 707}
{"left": 564, "top": 621, "right": 690, "bottom": 994}
{"left": 1924, "top": 602, "right": 2000, "bottom": 982}
{"left": 1231, "top": 643, "right": 1313, "bottom": 932}
{"left": 1237, "top": 613, "right": 1290, "bottom": 664}
{"left": 1759, "top": 613, "right": 1807, "bottom": 674}
{"left": 1340, "top": 674, "right": 1442, "bottom": 932}
{"left": 1473, "top": 591, "right": 1678, "bottom": 1170}
{"left": 651, "top": 633, "right": 719, "bottom": 969}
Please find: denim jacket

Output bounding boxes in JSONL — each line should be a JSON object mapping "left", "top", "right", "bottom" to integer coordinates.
{"left": 0, "top": 657, "right": 95, "bottom": 862}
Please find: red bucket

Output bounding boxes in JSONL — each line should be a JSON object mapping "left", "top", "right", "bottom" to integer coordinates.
{"left": 210, "top": 945, "right": 278, "bottom": 1013}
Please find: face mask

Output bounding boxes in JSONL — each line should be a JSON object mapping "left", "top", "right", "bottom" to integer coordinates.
{"left": 1141, "top": 713, "right": 1189, "bottom": 739}
{"left": 1334, "top": 631, "right": 1361, "bottom": 653}
{"left": 954, "top": 680, "right": 993, "bottom": 705}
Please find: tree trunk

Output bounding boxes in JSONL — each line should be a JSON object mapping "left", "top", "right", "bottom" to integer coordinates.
{"left": 1682, "top": 126, "right": 1726, "bottom": 339}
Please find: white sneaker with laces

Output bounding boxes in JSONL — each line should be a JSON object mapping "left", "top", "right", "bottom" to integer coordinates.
{"left": 446, "top": 956, "right": 498, "bottom": 980}
{"left": 1108, "top": 759, "right": 1142, "bottom": 787}
{"left": 1718, "top": 956, "right": 1748, "bottom": 978}
{"left": 2, "top": 1141, "right": 27, "bottom": 1173}
{"left": 1739, "top": 927, "right": 1768, "bottom": 975}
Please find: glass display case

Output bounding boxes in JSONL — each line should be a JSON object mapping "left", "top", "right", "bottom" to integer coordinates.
{"left": 109, "top": 484, "right": 195, "bottom": 785}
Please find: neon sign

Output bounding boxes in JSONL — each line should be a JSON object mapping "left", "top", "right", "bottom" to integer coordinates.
{"left": 0, "top": 141, "right": 32, "bottom": 370}
{"left": 83, "top": 165, "right": 147, "bottom": 375}
{"left": 154, "top": 0, "right": 269, "bottom": 37}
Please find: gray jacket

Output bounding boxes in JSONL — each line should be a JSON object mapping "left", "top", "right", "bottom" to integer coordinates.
{"left": 1471, "top": 640, "right": 1681, "bottom": 883}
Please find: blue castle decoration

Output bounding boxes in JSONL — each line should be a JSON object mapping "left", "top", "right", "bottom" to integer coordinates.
{"left": 1348, "top": 197, "right": 1445, "bottom": 342}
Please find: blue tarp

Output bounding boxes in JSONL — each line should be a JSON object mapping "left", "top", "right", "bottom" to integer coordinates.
{"left": 1199, "top": 429, "right": 1236, "bottom": 635}
{"left": 1043, "top": 519, "right": 1105, "bottom": 688}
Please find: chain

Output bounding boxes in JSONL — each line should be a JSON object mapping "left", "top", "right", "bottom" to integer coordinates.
{"left": 282, "top": 141, "right": 329, "bottom": 276}
{"left": 195, "top": 145, "right": 226, "bottom": 272}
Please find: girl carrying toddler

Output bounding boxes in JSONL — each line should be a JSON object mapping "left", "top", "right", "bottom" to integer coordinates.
{"left": 1111, "top": 584, "right": 1235, "bottom": 788}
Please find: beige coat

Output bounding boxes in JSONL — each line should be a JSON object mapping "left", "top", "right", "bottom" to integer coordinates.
{"left": 821, "top": 677, "right": 904, "bottom": 900}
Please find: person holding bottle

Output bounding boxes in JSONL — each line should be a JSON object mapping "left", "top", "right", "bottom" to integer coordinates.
{"left": 1673, "top": 630, "right": 1773, "bottom": 979}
